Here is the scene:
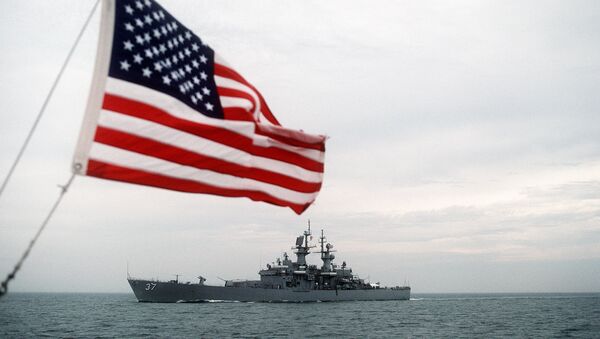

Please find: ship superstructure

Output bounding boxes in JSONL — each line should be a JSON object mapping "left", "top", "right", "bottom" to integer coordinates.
{"left": 128, "top": 225, "right": 410, "bottom": 302}
{"left": 253, "top": 225, "right": 374, "bottom": 291}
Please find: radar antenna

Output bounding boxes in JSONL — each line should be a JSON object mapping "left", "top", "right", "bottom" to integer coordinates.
{"left": 197, "top": 276, "right": 206, "bottom": 285}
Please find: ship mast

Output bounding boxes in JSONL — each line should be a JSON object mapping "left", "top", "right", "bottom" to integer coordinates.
{"left": 293, "top": 221, "right": 313, "bottom": 267}
{"left": 319, "top": 229, "right": 335, "bottom": 272}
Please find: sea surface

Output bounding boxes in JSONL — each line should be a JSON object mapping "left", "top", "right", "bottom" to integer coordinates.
{"left": 1, "top": 292, "right": 599, "bottom": 338}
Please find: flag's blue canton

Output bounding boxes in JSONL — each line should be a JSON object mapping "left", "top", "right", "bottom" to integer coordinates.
{"left": 109, "top": 0, "right": 223, "bottom": 119}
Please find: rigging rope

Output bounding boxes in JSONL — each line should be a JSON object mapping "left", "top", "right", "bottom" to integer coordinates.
{"left": 0, "top": 0, "right": 100, "bottom": 201}
{"left": 0, "top": 0, "right": 100, "bottom": 299}
{"left": 0, "top": 173, "right": 76, "bottom": 298}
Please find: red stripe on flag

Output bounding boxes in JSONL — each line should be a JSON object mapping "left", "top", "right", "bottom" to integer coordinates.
{"left": 222, "top": 107, "right": 254, "bottom": 122}
{"left": 217, "top": 87, "right": 257, "bottom": 113}
{"left": 94, "top": 126, "right": 323, "bottom": 193}
{"left": 102, "top": 93, "right": 324, "bottom": 173}
{"left": 86, "top": 159, "right": 311, "bottom": 214}
{"left": 214, "top": 64, "right": 326, "bottom": 151}
{"left": 255, "top": 125, "right": 326, "bottom": 152}
{"left": 214, "top": 63, "right": 281, "bottom": 126}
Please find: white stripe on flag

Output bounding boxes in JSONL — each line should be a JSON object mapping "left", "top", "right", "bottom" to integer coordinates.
{"left": 105, "top": 77, "right": 324, "bottom": 162}
{"left": 219, "top": 96, "right": 254, "bottom": 110}
{"left": 97, "top": 109, "right": 323, "bottom": 183}
{"left": 88, "top": 142, "right": 319, "bottom": 204}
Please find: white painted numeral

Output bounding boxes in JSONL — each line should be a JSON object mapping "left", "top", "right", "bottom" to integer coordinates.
{"left": 145, "top": 283, "right": 157, "bottom": 291}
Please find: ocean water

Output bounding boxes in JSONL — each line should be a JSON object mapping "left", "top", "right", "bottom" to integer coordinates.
{"left": 1, "top": 292, "right": 599, "bottom": 338}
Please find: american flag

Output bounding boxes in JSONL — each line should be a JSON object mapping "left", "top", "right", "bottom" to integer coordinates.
{"left": 73, "top": 0, "right": 326, "bottom": 214}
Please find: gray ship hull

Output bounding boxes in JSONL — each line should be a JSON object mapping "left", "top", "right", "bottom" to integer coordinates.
{"left": 128, "top": 279, "right": 411, "bottom": 303}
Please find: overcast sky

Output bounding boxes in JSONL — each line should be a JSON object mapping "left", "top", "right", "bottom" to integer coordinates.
{"left": 0, "top": 0, "right": 599, "bottom": 293}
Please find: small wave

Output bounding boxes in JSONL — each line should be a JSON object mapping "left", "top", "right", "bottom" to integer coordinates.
{"left": 410, "top": 298, "right": 424, "bottom": 301}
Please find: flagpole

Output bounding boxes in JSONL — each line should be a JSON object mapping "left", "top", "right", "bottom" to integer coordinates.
{"left": 0, "top": 173, "right": 76, "bottom": 298}
{"left": 0, "top": 0, "right": 100, "bottom": 201}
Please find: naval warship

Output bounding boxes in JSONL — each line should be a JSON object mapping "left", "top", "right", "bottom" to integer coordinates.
{"left": 128, "top": 225, "right": 410, "bottom": 302}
